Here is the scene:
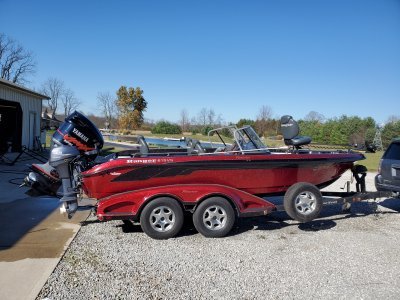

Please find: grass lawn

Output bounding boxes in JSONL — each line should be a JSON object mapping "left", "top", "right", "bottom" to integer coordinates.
{"left": 357, "top": 151, "right": 383, "bottom": 172}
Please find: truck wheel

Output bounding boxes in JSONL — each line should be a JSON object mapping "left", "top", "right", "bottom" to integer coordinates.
{"left": 283, "top": 182, "right": 322, "bottom": 223}
{"left": 193, "top": 197, "right": 235, "bottom": 238}
{"left": 140, "top": 197, "right": 184, "bottom": 239}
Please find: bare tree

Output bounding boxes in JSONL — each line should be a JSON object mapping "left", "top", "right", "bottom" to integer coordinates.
{"left": 0, "top": 33, "right": 36, "bottom": 84}
{"left": 257, "top": 105, "right": 273, "bottom": 121}
{"left": 196, "top": 107, "right": 222, "bottom": 127}
{"left": 40, "top": 78, "right": 65, "bottom": 117}
{"left": 97, "top": 92, "right": 116, "bottom": 129}
{"left": 179, "top": 109, "right": 190, "bottom": 132}
{"left": 386, "top": 115, "right": 400, "bottom": 124}
{"left": 256, "top": 105, "right": 273, "bottom": 136}
{"left": 197, "top": 108, "right": 208, "bottom": 126}
{"left": 61, "top": 88, "right": 80, "bottom": 117}
{"left": 207, "top": 109, "right": 216, "bottom": 126}
{"left": 304, "top": 111, "right": 325, "bottom": 122}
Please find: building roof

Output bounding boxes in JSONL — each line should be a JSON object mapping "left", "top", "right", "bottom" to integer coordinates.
{"left": 0, "top": 77, "right": 51, "bottom": 100}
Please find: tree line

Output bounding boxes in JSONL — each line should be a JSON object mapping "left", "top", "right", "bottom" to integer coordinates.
{"left": 237, "top": 111, "right": 400, "bottom": 149}
{"left": 2, "top": 32, "right": 399, "bottom": 148}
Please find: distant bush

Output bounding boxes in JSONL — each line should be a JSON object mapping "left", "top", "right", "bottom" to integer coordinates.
{"left": 139, "top": 124, "right": 152, "bottom": 131}
{"left": 122, "top": 130, "right": 132, "bottom": 135}
{"left": 191, "top": 128, "right": 200, "bottom": 135}
{"left": 201, "top": 125, "right": 214, "bottom": 136}
{"left": 220, "top": 127, "right": 233, "bottom": 138}
{"left": 151, "top": 121, "right": 182, "bottom": 134}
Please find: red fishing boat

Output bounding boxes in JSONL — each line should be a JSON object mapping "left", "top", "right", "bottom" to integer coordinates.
{"left": 25, "top": 111, "right": 366, "bottom": 239}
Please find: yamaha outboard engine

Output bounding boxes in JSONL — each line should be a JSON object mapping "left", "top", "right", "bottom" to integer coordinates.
{"left": 24, "top": 111, "right": 104, "bottom": 218}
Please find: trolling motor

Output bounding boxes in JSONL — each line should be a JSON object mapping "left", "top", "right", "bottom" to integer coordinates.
{"left": 23, "top": 111, "right": 104, "bottom": 218}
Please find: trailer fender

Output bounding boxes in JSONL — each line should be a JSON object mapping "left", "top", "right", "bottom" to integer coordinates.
{"left": 96, "top": 184, "right": 276, "bottom": 221}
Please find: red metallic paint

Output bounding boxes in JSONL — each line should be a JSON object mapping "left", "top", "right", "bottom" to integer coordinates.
{"left": 83, "top": 151, "right": 363, "bottom": 221}
{"left": 82, "top": 152, "right": 361, "bottom": 199}
{"left": 96, "top": 184, "right": 277, "bottom": 221}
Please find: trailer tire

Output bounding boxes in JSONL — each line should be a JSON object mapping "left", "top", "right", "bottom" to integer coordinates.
{"left": 140, "top": 197, "right": 184, "bottom": 239}
{"left": 284, "top": 182, "right": 322, "bottom": 223}
{"left": 193, "top": 197, "right": 235, "bottom": 238}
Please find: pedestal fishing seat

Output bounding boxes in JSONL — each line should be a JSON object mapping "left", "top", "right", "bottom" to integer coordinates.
{"left": 280, "top": 115, "right": 312, "bottom": 149}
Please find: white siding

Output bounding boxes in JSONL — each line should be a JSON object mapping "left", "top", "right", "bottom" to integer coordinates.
{"left": 0, "top": 85, "right": 43, "bottom": 149}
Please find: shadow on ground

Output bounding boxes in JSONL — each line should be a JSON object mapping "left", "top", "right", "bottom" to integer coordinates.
{"left": 0, "top": 197, "right": 59, "bottom": 251}
{"left": 113, "top": 198, "right": 400, "bottom": 238}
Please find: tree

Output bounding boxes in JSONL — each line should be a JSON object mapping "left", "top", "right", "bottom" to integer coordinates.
{"left": 61, "top": 88, "right": 80, "bottom": 117}
{"left": 0, "top": 33, "right": 36, "bottom": 84}
{"left": 299, "top": 115, "right": 377, "bottom": 145}
{"left": 207, "top": 109, "right": 216, "bottom": 126}
{"left": 179, "top": 109, "right": 190, "bottom": 132}
{"left": 304, "top": 111, "right": 325, "bottom": 123}
{"left": 236, "top": 118, "right": 255, "bottom": 128}
{"left": 40, "top": 77, "right": 65, "bottom": 117}
{"left": 386, "top": 115, "right": 400, "bottom": 124}
{"left": 258, "top": 105, "right": 273, "bottom": 120}
{"left": 116, "top": 86, "right": 147, "bottom": 130}
{"left": 255, "top": 105, "right": 273, "bottom": 136}
{"left": 151, "top": 121, "right": 182, "bottom": 134}
{"left": 382, "top": 121, "right": 400, "bottom": 148}
{"left": 197, "top": 108, "right": 208, "bottom": 127}
{"left": 97, "top": 92, "right": 116, "bottom": 129}
{"left": 196, "top": 108, "right": 222, "bottom": 127}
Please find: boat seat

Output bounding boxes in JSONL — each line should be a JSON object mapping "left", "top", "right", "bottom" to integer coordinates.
{"left": 137, "top": 135, "right": 149, "bottom": 155}
{"left": 280, "top": 115, "right": 312, "bottom": 148}
{"left": 186, "top": 138, "right": 205, "bottom": 154}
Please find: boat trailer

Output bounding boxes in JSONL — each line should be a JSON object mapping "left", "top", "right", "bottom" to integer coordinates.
{"left": 271, "top": 165, "right": 392, "bottom": 223}
{"left": 80, "top": 164, "right": 394, "bottom": 239}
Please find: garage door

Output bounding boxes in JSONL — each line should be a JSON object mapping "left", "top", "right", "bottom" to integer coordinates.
{"left": 0, "top": 99, "right": 22, "bottom": 152}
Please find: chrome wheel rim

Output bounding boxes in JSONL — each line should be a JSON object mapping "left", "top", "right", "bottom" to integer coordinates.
{"left": 203, "top": 205, "right": 227, "bottom": 230}
{"left": 150, "top": 206, "right": 175, "bottom": 232}
{"left": 295, "top": 191, "right": 317, "bottom": 215}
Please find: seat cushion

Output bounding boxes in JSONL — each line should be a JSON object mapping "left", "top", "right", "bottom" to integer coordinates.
{"left": 285, "top": 136, "right": 312, "bottom": 147}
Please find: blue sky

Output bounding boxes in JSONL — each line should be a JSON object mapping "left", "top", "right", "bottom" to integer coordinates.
{"left": 1, "top": 0, "right": 399, "bottom": 124}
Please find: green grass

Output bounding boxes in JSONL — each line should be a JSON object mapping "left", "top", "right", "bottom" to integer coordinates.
{"left": 357, "top": 151, "right": 383, "bottom": 172}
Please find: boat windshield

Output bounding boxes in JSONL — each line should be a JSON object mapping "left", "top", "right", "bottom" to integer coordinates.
{"left": 208, "top": 125, "right": 269, "bottom": 154}
{"left": 234, "top": 126, "right": 269, "bottom": 152}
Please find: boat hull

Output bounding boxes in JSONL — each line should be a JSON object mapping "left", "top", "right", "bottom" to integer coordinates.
{"left": 81, "top": 153, "right": 363, "bottom": 199}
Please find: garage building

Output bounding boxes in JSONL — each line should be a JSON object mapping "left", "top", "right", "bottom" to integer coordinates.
{"left": 0, "top": 78, "right": 50, "bottom": 152}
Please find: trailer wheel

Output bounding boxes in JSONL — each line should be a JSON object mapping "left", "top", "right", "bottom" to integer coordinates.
{"left": 140, "top": 197, "right": 184, "bottom": 239}
{"left": 193, "top": 197, "right": 235, "bottom": 238}
{"left": 283, "top": 182, "right": 322, "bottom": 223}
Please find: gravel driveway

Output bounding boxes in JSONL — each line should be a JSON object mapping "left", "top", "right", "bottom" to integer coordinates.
{"left": 38, "top": 172, "right": 400, "bottom": 300}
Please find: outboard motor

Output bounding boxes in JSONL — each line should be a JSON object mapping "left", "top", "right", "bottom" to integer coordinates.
{"left": 24, "top": 111, "right": 104, "bottom": 218}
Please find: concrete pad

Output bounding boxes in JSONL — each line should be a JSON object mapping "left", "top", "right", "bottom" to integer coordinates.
{"left": 0, "top": 258, "right": 59, "bottom": 300}
{"left": 0, "top": 205, "right": 91, "bottom": 300}
{"left": 0, "top": 153, "right": 92, "bottom": 299}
